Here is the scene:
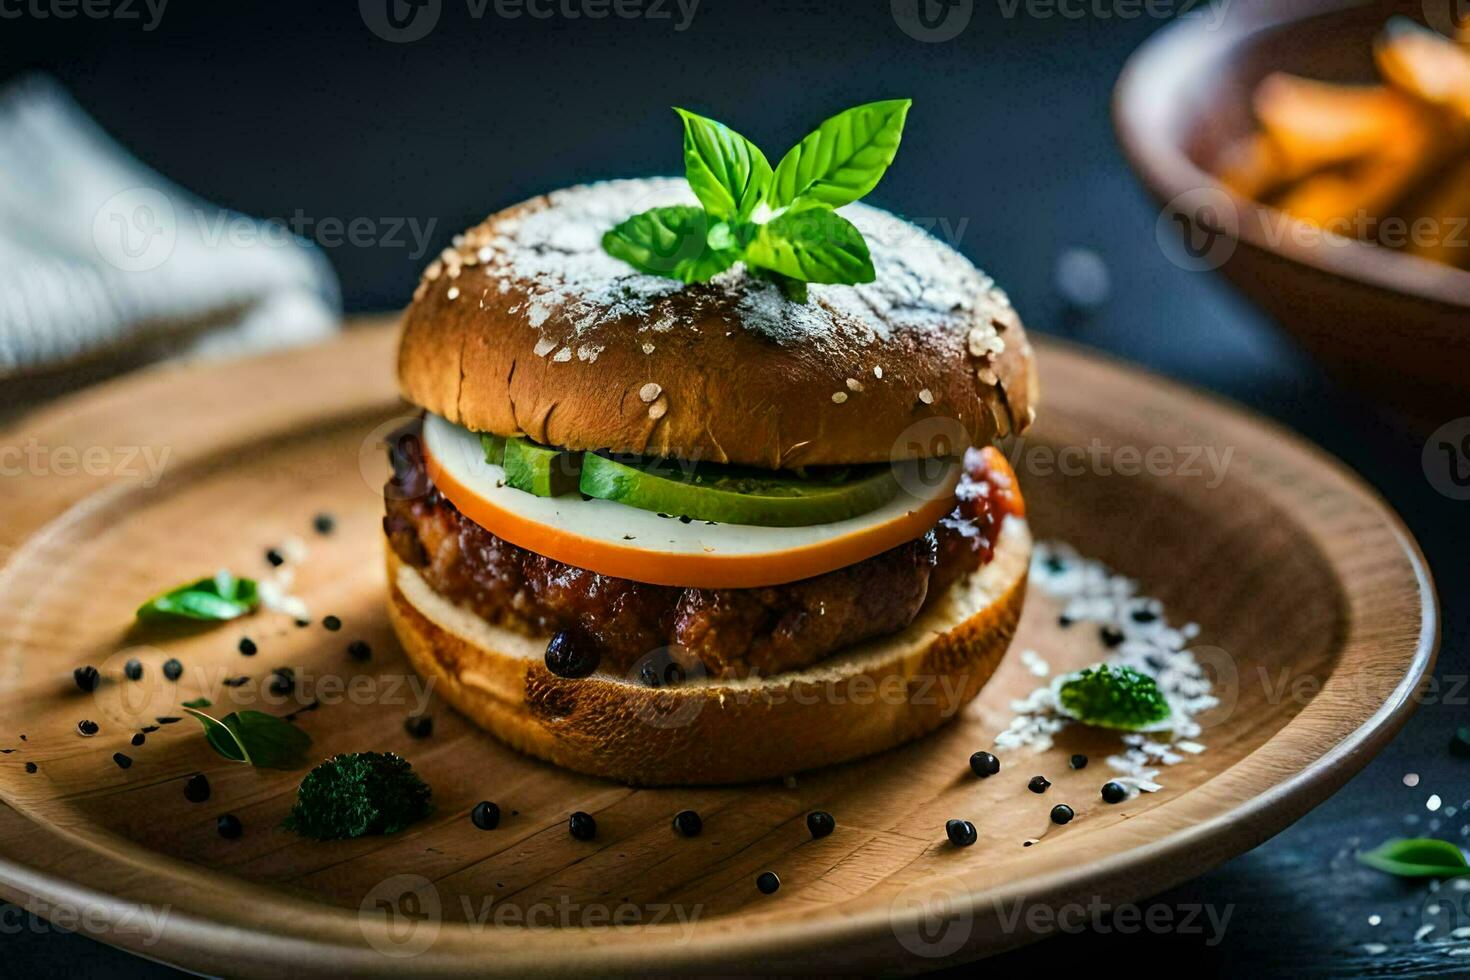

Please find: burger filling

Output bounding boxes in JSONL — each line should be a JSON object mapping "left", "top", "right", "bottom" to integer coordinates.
{"left": 384, "top": 424, "right": 1022, "bottom": 680}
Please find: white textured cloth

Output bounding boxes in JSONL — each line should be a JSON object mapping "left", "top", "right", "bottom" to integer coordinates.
{"left": 0, "top": 75, "right": 339, "bottom": 392}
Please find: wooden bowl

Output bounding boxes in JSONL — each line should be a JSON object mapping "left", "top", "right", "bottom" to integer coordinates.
{"left": 0, "top": 324, "right": 1436, "bottom": 974}
{"left": 1114, "top": 0, "right": 1470, "bottom": 413}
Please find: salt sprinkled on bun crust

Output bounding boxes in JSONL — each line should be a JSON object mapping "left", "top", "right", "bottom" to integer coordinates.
{"left": 397, "top": 177, "right": 1036, "bottom": 468}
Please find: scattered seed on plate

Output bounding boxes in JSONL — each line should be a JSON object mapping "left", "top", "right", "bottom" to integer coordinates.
{"left": 73, "top": 666, "right": 100, "bottom": 692}
{"left": 1101, "top": 781, "right": 1127, "bottom": 804}
{"left": 223, "top": 676, "right": 249, "bottom": 688}
{"left": 472, "top": 801, "right": 501, "bottom": 830}
{"left": 112, "top": 752, "right": 133, "bottom": 770}
{"left": 1051, "top": 804, "right": 1075, "bottom": 825}
{"left": 185, "top": 773, "right": 211, "bottom": 803}
{"left": 217, "top": 814, "right": 243, "bottom": 839}
{"left": 238, "top": 637, "right": 257, "bottom": 656}
{"left": 25, "top": 762, "right": 37, "bottom": 774}
{"left": 125, "top": 659, "right": 144, "bottom": 681}
{"left": 313, "top": 513, "right": 335, "bottom": 536}
{"left": 405, "top": 716, "right": 433, "bottom": 739}
{"left": 77, "top": 720, "right": 100, "bottom": 737}
{"left": 806, "top": 810, "right": 835, "bottom": 839}
{"left": 970, "top": 751, "right": 1001, "bottom": 778}
{"left": 568, "top": 811, "right": 597, "bottom": 840}
{"left": 1028, "top": 775, "right": 1051, "bottom": 794}
{"left": 1070, "top": 754, "right": 1088, "bottom": 770}
{"left": 163, "top": 659, "right": 183, "bottom": 681}
{"left": 756, "top": 871, "right": 781, "bottom": 894}
{"left": 946, "top": 819, "right": 977, "bottom": 847}
{"left": 269, "top": 668, "right": 295, "bottom": 696}
{"left": 1099, "top": 625, "right": 1125, "bottom": 648}
{"left": 673, "top": 809, "right": 703, "bottom": 837}
{"left": 322, "top": 615, "right": 342, "bottom": 632}
{"left": 131, "top": 733, "right": 146, "bottom": 747}
{"left": 156, "top": 717, "right": 181, "bottom": 725}
{"left": 347, "top": 640, "right": 372, "bottom": 662}
{"left": 295, "top": 619, "right": 311, "bottom": 628}
{"left": 141, "top": 725, "right": 159, "bottom": 734}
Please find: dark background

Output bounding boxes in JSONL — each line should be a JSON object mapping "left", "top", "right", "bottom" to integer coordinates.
{"left": 2, "top": 1, "right": 1465, "bottom": 976}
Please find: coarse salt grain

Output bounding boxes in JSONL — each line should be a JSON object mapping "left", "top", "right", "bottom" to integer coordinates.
{"left": 533, "top": 336, "right": 558, "bottom": 357}
{"left": 846, "top": 378, "right": 864, "bottom": 392}
{"left": 918, "top": 389, "right": 934, "bottom": 405}
{"left": 874, "top": 366, "right": 883, "bottom": 379}
{"left": 447, "top": 287, "right": 460, "bottom": 300}
{"left": 639, "top": 383, "right": 662, "bottom": 403}
{"left": 831, "top": 392, "right": 848, "bottom": 404}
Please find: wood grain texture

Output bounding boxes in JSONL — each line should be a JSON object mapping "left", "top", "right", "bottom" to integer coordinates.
{"left": 0, "top": 322, "right": 1437, "bottom": 976}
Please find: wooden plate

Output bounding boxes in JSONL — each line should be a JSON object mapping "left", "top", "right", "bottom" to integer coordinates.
{"left": 0, "top": 323, "right": 1436, "bottom": 975}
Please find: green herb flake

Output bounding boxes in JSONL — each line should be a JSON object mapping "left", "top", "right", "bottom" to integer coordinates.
{"left": 136, "top": 571, "right": 260, "bottom": 624}
{"left": 601, "top": 99, "right": 912, "bottom": 298}
{"left": 181, "top": 697, "right": 212, "bottom": 709}
{"left": 1358, "top": 838, "right": 1470, "bottom": 878}
{"left": 284, "top": 752, "right": 432, "bottom": 841}
{"left": 1055, "top": 663, "right": 1172, "bottom": 731}
{"left": 185, "top": 707, "right": 311, "bottom": 770}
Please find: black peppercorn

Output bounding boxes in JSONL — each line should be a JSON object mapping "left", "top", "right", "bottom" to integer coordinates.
{"left": 184, "top": 773, "right": 211, "bottom": 803}
{"left": 806, "top": 810, "right": 835, "bottom": 839}
{"left": 756, "top": 871, "right": 781, "bottom": 894}
{"left": 269, "top": 668, "right": 295, "bottom": 696}
{"left": 568, "top": 811, "right": 597, "bottom": 840}
{"left": 73, "top": 665, "right": 100, "bottom": 692}
{"left": 322, "top": 615, "right": 342, "bottom": 632}
{"left": 313, "top": 513, "right": 336, "bottom": 535}
{"left": 125, "top": 659, "right": 144, "bottom": 680}
{"left": 1028, "top": 775, "right": 1051, "bottom": 794}
{"left": 969, "top": 751, "right": 1001, "bottom": 778}
{"left": 471, "top": 801, "right": 501, "bottom": 830}
{"left": 673, "top": 809, "right": 703, "bottom": 837}
{"left": 238, "top": 637, "right": 257, "bottom": 656}
{"left": 24, "top": 762, "right": 37, "bottom": 774}
{"left": 217, "top": 814, "right": 243, "bottom": 839}
{"left": 265, "top": 548, "right": 285, "bottom": 567}
{"left": 77, "top": 720, "right": 99, "bottom": 737}
{"left": 163, "top": 659, "right": 183, "bottom": 681}
{"left": 347, "top": 640, "right": 372, "bottom": 662}
{"left": 1050, "top": 804, "right": 1074, "bottom": 825}
{"left": 1069, "top": 754, "right": 1088, "bottom": 770}
{"left": 1100, "top": 625, "right": 1125, "bottom": 648}
{"left": 404, "top": 716, "right": 433, "bottom": 739}
{"left": 945, "top": 818, "right": 977, "bottom": 847}
{"left": 1101, "top": 781, "right": 1127, "bottom": 804}
{"left": 545, "top": 630, "right": 599, "bottom": 679}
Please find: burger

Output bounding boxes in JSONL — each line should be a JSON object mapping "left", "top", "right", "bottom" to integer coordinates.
{"left": 383, "top": 170, "right": 1036, "bottom": 785}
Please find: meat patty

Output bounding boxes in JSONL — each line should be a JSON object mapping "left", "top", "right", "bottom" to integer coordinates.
{"left": 384, "top": 433, "right": 1017, "bottom": 680}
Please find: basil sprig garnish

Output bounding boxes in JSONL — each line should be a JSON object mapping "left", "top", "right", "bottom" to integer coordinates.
{"left": 185, "top": 706, "right": 312, "bottom": 770}
{"left": 136, "top": 571, "right": 259, "bottom": 623}
{"left": 1358, "top": 838, "right": 1470, "bottom": 878}
{"left": 602, "top": 100, "right": 911, "bottom": 300}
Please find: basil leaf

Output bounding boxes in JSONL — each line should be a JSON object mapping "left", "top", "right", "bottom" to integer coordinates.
{"left": 768, "top": 99, "right": 912, "bottom": 210}
{"left": 744, "top": 207, "right": 875, "bottom": 286}
{"left": 186, "top": 707, "right": 312, "bottom": 770}
{"left": 186, "top": 707, "right": 249, "bottom": 764}
{"left": 225, "top": 710, "right": 313, "bottom": 770}
{"left": 137, "top": 571, "right": 260, "bottom": 623}
{"left": 673, "top": 108, "right": 772, "bottom": 221}
{"left": 601, "top": 205, "right": 738, "bottom": 283}
{"left": 1358, "top": 838, "right": 1470, "bottom": 878}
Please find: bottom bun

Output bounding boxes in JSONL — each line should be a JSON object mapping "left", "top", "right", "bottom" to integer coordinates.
{"left": 385, "top": 517, "right": 1031, "bottom": 786}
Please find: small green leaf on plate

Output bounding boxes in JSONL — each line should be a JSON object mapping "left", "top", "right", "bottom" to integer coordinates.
{"left": 673, "top": 107, "right": 772, "bottom": 221}
{"left": 137, "top": 571, "right": 260, "bottom": 624}
{"left": 601, "top": 205, "right": 738, "bottom": 283}
{"left": 1358, "top": 838, "right": 1470, "bottom": 878}
{"left": 181, "top": 697, "right": 212, "bottom": 709}
{"left": 767, "top": 99, "right": 912, "bottom": 210}
{"left": 186, "top": 707, "right": 312, "bottom": 770}
{"left": 744, "top": 207, "right": 875, "bottom": 286}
